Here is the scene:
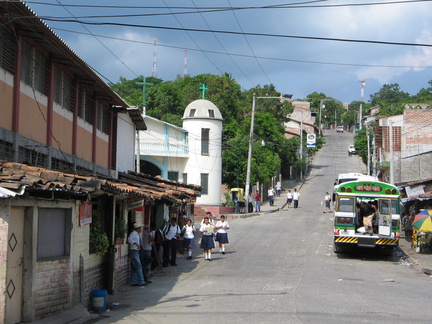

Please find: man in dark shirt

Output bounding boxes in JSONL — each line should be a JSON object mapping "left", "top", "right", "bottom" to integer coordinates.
{"left": 358, "top": 201, "right": 377, "bottom": 235}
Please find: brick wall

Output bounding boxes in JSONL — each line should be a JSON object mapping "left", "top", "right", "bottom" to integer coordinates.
{"left": 404, "top": 110, "right": 432, "bottom": 149}
{"left": 81, "top": 262, "right": 107, "bottom": 307}
{"left": 114, "top": 253, "right": 130, "bottom": 291}
{"left": 33, "top": 259, "right": 72, "bottom": 319}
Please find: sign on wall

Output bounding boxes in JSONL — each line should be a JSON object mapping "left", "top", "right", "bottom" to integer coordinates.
{"left": 307, "top": 134, "right": 316, "bottom": 148}
{"left": 79, "top": 201, "right": 92, "bottom": 226}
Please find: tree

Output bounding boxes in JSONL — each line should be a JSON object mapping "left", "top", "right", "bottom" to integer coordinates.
{"left": 412, "top": 80, "right": 432, "bottom": 103}
{"left": 370, "top": 83, "right": 410, "bottom": 106}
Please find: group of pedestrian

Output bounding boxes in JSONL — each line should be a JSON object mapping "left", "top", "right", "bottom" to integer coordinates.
{"left": 127, "top": 212, "right": 230, "bottom": 286}
{"left": 286, "top": 188, "right": 300, "bottom": 208}
{"left": 199, "top": 213, "right": 230, "bottom": 261}
{"left": 127, "top": 223, "right": 154, "bottom": 287}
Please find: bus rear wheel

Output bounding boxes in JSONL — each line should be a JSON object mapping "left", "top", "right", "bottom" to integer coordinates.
{"left": 334, "top": 242, "right": 345, "bottom": 253}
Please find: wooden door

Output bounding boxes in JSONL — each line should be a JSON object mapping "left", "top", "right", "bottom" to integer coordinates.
{"left": 5, "top": 207, "right": 24, "bottom": 324}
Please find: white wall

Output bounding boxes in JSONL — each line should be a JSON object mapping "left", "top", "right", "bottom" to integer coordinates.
{"left": 183, "top": 118, "right": 222, "bottom": 205}
{"left": 116, "top": 112, "right": 136, "bottom": 173}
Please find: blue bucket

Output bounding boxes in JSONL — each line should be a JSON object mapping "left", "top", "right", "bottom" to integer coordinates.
{"left": 92, "top": 289, "right": 107, "bottom": 311}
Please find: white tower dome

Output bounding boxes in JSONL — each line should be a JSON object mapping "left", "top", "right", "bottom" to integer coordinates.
{"left": 183, "top": 99, "right": 223, "bottom": 205}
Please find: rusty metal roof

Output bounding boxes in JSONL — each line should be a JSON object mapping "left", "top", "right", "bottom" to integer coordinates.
{"left": 0, "top": 161, "right": 201, "bottom": 203}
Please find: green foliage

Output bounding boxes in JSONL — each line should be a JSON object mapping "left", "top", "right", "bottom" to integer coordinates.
{"left": 90, "top": 210, "right": 110, "bottom": 256}
{"left": 354, "top": 128, "right": 369, "bottom": 165}
{"left": 115, "top": 216, "right": 126, "bottom": 239}
{"left": 222, "top": 192, "right": 236, "bottom": 207}
{"left": 369, "top": 83, "right": 410, "bottom": 106}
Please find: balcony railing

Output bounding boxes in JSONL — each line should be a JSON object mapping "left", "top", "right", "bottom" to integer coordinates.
{"left": 139, "top": 142, "right": 189, "bottom": 157}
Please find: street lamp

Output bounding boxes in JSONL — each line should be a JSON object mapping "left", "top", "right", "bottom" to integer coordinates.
{"left": 245, "top": 93, "right": 292, "bottom": 196}
{"left": 319, "top": 99, "right": 333, "bottom": 136}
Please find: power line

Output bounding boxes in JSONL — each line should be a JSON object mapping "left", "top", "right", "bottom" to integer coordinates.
{"left": 24, "top": 18, "right": 432, "bottom": 48}
{"left": 51, "top": 28, "right": 432, "bottom": 69}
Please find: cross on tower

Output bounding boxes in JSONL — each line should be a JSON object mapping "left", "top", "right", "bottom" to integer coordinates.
{"left": 199, "top": 84, "right": 208, "bottom": 99}
{"left": 135, "top": 77, "right": 153, "bottom": 112}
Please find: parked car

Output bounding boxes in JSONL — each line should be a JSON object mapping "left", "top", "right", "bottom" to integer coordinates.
{"left": 348, "top": 145, "right": 356, "bottom": 156}
{"left": 336, "top": 125, "right": 344, "bottom": 133}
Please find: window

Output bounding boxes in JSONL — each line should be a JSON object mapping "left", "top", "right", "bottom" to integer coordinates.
{"left": 96, "top": 102, "right": 111, "bottom": 135}
{"left": 208, "top": 109, "right": 214, "bottom": 117}
{"left": 201, "top": 173, "right": 209, "bottom": 195}
{"left": 201, "top": 128, "right": 209, "bottom": 155}
{"left": 54, "top": 67, "right": 74, "bottom": 111}
{"left": 337, "top": 197, "right": 354, "bottom": 213}
{"left": 0, "top": 140, "right": 13, "bottom": 160}
{"left": 78, "top": 87, "right": 95, "bottom": 125}
{"left": 0, "top": 26, "right": 16, "bottom": 74}
{"left": 168, "top": 171, "right": 179, "bottom": 181}
{"left": 189, "top": 109, "right": 196, "bottom": 117}
{"left": 21, "top": 42, "right": 47, "bottom": 94}
{"left": 37, "top": 208, "right": 72, "bottom": 259}
{"left": 182, "top": 173, "right": 187, "bottom": 184}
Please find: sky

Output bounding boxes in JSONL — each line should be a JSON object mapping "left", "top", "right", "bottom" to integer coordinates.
{"left": 24, "top": 0, "right": 432, "bottom": 104}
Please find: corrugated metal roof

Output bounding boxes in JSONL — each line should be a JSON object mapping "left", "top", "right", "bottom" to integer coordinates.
{"left": 0, "top": 161, "right": 201, "bottom": 203}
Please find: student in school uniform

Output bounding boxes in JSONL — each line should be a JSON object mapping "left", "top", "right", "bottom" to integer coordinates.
{"left": 215, "top": 215, "right": 230, "bottom": 255}
{"left": 199, "top": 217, "right": 215, "bottom": 261}
{"left": 182, "top": 218, "right": 196, "bottom": 260}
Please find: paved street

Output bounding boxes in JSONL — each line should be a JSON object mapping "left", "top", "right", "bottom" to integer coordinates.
{"left": 38, "top": 130, "right": 432, "bottom": 323}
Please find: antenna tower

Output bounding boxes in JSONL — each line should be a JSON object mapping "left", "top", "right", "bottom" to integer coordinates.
{"left": 184, "top": 49, "right": 188, "bottom": 76}
{"left": 152, "top": 38, "right": 158, "bottom": 78}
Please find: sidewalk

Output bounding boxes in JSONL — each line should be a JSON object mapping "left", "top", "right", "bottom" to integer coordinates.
{"left": 30, "top": 184, "right": 432, "bottom": 324}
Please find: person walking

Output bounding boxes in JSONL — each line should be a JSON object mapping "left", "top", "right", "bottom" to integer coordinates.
{"left": 286, "top": 190, "right": 293, "bottom": 208}
{"left": 293, "top": 188, "right": 300, "bottom": 208}
{"left": 322, "top": 192, "right": 332, "bottom": 213}
{"left": 139, "top": 225, "right": 153, "bottom": 284}
{"left": 162, "top": 218, "right": 181, "bottom": 266}
{"left": 182, "top": 219, "right": 196, "bottom": 260}
{"left": 246, "top": 193, "right": 253, "bottom": 213}
{"left": 253, "top": 190, "right": 261, "bottom": 212}
{"left": 127, "top": 223, "right": 145, "bottom": 287}
{"left": 275, "top": 182, "right": 282, "bottom": 197}
{"left": 199, "top": 217, "right": 215, "bottom": 261}
{"left": 215, "top": 215, "right": 230, "bottom": 255}
{"left": 150, "top": 223, "right": 164, "bottom": 271}
{"left": 268, "top": 187, "right": 275, "bottom": 206}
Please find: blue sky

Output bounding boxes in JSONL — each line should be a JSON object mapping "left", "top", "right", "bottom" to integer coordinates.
{"left": 26, "top": 0, "right": 432, "bottom": 103}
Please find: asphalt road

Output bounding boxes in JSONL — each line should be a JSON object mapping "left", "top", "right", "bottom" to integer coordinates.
{"left": 91, "top": 129, "right": 432, "bottom": 323}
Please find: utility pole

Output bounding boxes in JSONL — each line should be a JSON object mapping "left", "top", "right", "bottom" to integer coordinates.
{"left": 359, "top": 80, "right": 365, "bottom": 130}
{"left": 152, "top": 38, "right": 158, "bottom": 78}
{"left": 184, "top": 49, "right": 188, "bottom": 76}
{"left": 389, "top": 120, "right": 394, "bottom": 184}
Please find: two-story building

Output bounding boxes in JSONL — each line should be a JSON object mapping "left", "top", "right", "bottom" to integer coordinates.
{"left": 0, "top": 2, "right": 200, "bottom": 323}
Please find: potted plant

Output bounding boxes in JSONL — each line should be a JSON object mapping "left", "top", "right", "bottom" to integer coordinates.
{"left": 90, "top": 210, "right": 110, "bottom": 255}
{"left": 115, "top": 217, "right": 126, "bottom": 245}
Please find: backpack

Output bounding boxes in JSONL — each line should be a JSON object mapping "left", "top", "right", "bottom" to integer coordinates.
{"left": 154, "top": 229, "right": 164, "bottom": 245}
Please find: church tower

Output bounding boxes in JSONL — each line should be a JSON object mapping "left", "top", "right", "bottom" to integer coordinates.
{"left": 182, "top": 99, "right": 223, "bottom": 205}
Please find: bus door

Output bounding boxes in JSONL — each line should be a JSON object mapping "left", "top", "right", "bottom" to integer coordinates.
{"left": 378, "top": 199, "right": 392, "bottom": 236}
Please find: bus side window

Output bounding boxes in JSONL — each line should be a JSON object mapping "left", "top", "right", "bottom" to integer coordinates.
{"left": 380, "top": 200, "right": 391, "bottom": 214}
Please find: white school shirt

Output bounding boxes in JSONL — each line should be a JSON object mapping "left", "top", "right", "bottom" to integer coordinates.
{"left": 163, "top": 223, "right": 180, "bottom": 240}
{"left": 182, "top": 224, "right": 196, "bottom": 239}
{"left": 199, "top": 223, "right": 214, "bottom": 236}
{"left": 287, "top": 192, "right": 293, "bottom": 199}
{"left": 215, "top": 220, "right": 230, "bottom": 234}
{"left": 293, "top": 192, "right": 300, "bottom": 200}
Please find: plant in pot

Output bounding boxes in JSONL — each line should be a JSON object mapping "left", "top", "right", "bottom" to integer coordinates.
{"left": 115, "top": 217, "right": 126, "bottom": 245}
{"left": 90, "top": 210, "right": 110, "bottom": 256}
